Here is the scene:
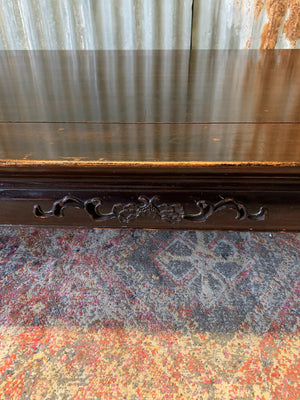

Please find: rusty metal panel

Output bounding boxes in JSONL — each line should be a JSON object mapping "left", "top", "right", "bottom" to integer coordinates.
{"left": 0, "top": 0, "right": 193, "bottom": 50}
{"left": 192, "top": 0, "right": 300, "bottom": 49}
{"left": 0, "top": 1, "right": 298, "bottom": 50}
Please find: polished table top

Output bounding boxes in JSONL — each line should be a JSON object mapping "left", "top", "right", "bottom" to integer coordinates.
{"left": 0, "top": 50, "right": 299, "bottom": 166}
{"left": 0, "top": 50, "right": 299, "bottom": 231}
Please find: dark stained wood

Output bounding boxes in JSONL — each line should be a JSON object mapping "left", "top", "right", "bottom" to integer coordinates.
{"left": 0, "top": 50, "right": 299, "bottom": 231}
{"left": 0, "top": 122, "right": 299, "bottom": 164}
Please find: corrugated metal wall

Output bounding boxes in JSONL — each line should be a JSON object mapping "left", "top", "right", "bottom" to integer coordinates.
{"left": 0, "top": 0, "right": 299, "bottom": 50}
{"left": 0, "top": 0, "right": 193, "bottom": 50}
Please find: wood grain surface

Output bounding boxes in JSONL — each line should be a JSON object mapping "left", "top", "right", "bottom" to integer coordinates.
{"left": 0, "top": 122, "right": 299, "bottom": 165}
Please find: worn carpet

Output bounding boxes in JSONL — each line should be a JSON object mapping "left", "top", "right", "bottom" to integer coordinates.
{"left": 0, "top": 228, "right": 299, "bottom": 399}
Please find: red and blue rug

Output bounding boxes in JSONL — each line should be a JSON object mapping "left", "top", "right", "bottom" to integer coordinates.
{"left": 0, "top": 228, "right": 299, "bottom": 399}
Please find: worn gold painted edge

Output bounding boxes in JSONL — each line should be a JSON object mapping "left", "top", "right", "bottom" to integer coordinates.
{"left": 0, "top": 159, "right": 299, "bottom": 168}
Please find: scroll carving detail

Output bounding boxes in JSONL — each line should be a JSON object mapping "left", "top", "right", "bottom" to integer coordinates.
{"left": 33, "top": 195, "right": 267, "bottom": 224}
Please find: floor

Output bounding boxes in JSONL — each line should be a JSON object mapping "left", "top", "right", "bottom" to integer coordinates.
{"left": 0, "top": 228, "right": 299, "bottom": 399}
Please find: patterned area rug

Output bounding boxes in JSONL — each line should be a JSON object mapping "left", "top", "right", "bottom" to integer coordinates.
{"left": 0, "top": 228, "right": 299, "bottom": 399}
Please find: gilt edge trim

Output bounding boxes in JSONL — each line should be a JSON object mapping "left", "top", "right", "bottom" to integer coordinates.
{"left": 33, "top": 195, "right": 267, "bottom": 224}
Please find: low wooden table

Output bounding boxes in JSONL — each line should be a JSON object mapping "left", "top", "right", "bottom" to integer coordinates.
{"left": 0, "top": 50, "right": 299, "bottom": 230}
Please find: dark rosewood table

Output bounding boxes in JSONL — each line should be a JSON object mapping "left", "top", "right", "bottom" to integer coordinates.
{"left": 0, "top": 50, "right": 299, "bottom": 230}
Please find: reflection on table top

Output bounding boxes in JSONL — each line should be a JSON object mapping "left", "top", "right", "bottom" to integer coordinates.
{"left": 0, "top": 50, "right": 299, "bottom": 123}
{"left": 0, "top": 50, "right": 299, "bottom": 165}
{"left": 0, "top": 122, "right": 299, "bottom": 164}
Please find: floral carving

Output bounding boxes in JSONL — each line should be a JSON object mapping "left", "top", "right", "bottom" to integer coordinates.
{"left": 33, "top": 195, "right": 267, "bottom": 224}
{"left": 110, "top": 196, "right": 185, "bottom": 224}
